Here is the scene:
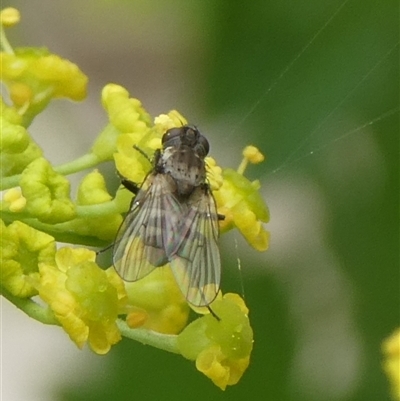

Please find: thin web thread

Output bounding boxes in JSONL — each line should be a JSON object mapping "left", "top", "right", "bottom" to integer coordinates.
{"left": 266, "top": 107, "right": 399, "bottom": 177}
{"left": 269, "top": 41, "right": 400, "bottom": 175}
{"left": 230, "top": 0, "right": 351, "bottom": 137}
{"left": 234, "top": 236, "right": 246, "bottom": 301}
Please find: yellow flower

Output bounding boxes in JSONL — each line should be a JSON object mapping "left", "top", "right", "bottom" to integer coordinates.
{"left": 1, "top": 49, "right": 87, "bottom": 101}
{"left": 0, "top": 7, "right": 20, "bottom": 27}
{"left": 0, "top": 220, "right": 55, "bottom": 297}
{"left": 31, "top": 54, "right": 87, "bottom": 100}
{"left": 238, "top": 145, "right": 265, "bottom": 173}
{"left": 101, "top": 85, "right": 186, "bottom": 175}
{"left": 101, "top": 84, "right": 152, "bottom": 134}
{"left": 177, "top": 293, "right": 253, "bottom": 390}
{"left": 36, "top": 247, "right": 127, "bottom": 354}
{"left": 3, "top": 187, "right": 27, "bottom": 212}
{"left": 91, "top": 84, "right": 153, "bottom": 163}
{"left": 111, "top": 106, "right": 187, "bottom": 187}
{"left": 383, "top": 328, "right": 400, "bottom": 400}
{"left": 113, "top": 131, "right": 155, "bottom": 186}
{"left": 213, "top": 167, "right": 270, "bottom": 251}
{"left": 1, "top": 47, "right": 87, "bottom": 124}
{"left": 196, "top": 344, "right": 250, "bottom": 390}
{"left": 154, "top": 110, "right": 188, "bottom": 132}
{"left": 124, "top": 266, "right": 190, "bottom": 334}
{"left": 206, "top": 156, "right": 224, "bottom": 191}
{"left": 100, "top": 84, "right": 161, "bottom": 184}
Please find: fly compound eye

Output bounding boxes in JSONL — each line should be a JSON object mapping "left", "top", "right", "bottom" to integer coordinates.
{"left": 162, "top": 127, "right": 182, "bottom": 146}
{"left": 197, "top": 135, "right": 210, "bottom": 157}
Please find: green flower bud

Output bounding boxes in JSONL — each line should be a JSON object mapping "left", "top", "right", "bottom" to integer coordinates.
{"left": 20, "top": 157, "right": 75, "bottom": 223}
{"left": 0, "top": 105, "right": 43, "bottom": 176}
{"left": 0, "top": 219, "right": 56, "bottom": 297}
{"left": 68, "top": 170, "right": 122, "bottom": 241}
{"left": 1, "top": 117, "right": 30, "bottom": 153}
{"left": 1, "top": 97, "right": 22, "bottom": 124}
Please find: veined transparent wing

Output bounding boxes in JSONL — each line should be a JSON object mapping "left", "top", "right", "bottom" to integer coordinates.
{"left": 113, "top": 173, "right": 184, "bottom": 282}
{"left": 169, "top": 186, "right": 220, "bottom": 307}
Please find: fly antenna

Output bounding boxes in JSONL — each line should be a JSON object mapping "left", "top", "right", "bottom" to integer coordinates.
{"left": 133, "top": 144, "right": 152, "bottom": 163}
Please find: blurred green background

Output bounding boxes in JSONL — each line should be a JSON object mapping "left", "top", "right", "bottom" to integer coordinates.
{"left": 3, "top": 1, "right": 399, "bottom": 400}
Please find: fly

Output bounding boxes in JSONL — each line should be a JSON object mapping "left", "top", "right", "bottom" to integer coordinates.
{"left": 113, "top": 125, "right": 222, "bottom": 307}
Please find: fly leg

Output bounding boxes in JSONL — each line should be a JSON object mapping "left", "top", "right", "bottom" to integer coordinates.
{"left": 120, "top": 176, "right": 140, "bottom": 195}
{"left": 207, "top": 305, "right": 221, "bottom": 321}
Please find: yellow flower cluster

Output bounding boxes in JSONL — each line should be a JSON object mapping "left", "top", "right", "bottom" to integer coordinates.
{"left": 1, "top": 9, "right": 269, "bottom": 388}
{"left": 0, "top": 220, "right": 127, "bottom": 354}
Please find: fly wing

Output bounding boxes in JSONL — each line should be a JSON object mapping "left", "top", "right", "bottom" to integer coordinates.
{"left": 169, "top": 186, "right": 221, "bottom": 307}
{"left": 113, "top": 173, "right": 184, "bottom": 281}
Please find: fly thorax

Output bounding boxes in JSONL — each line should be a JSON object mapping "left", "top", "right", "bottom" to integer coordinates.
{"left": 162, "top": 146, "right": 206, "bottom": 196}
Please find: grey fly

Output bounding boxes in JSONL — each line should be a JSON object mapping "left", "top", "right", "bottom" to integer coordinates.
{"left": 113, "top": 125, "right": 221, "bottom": 307}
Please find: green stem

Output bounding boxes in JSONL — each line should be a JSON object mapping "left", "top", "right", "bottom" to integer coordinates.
{"left": 0, "top": 24, "right": 14, "bottom": 54}
{"left": 237, "top": 158, "right": 248, "bottom": 175}
{"left": 1, "top": 199, "right": 121, "bottom": 221}
{"left": 0, "top": 153, "right": 106, "bottom": 190}
{"left": 1, "top": 287, "right": 59, "bottom": 325}
{"left": 54, "top": 153, "right": 102, "bottom": 176}
{"left": 116, "top": 319, "right": 180, "bottom": 354}
{"left": 0, "top": 213, "right": 109, "bottom": 246}
{"left": 76, "top": 200, "right": 121, "bottom": 217}
{"left": 0, "top": 174, "right": 21, "bottom": 190}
